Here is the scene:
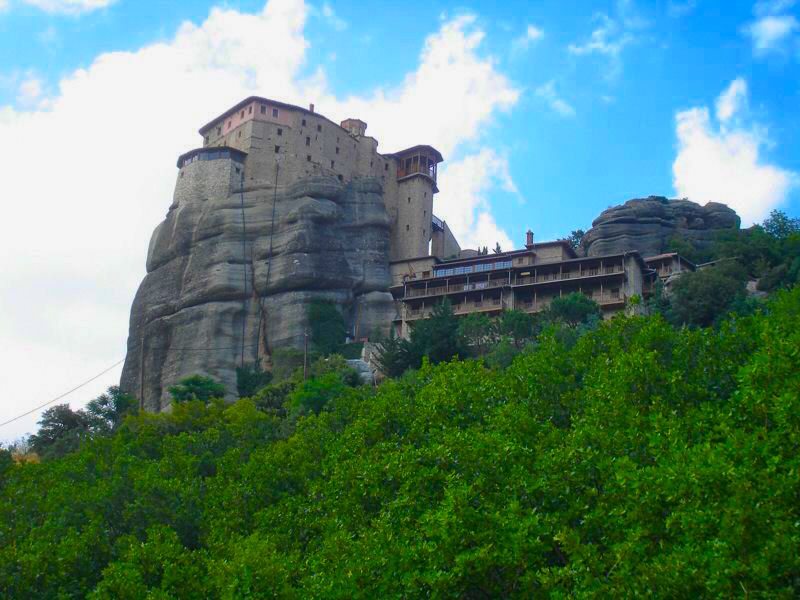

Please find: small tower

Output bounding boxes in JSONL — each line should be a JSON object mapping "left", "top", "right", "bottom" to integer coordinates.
{"left": 525, "top": 229, "right": 535, "bottom": 249}
{"left": 389, "top": 145, "right": 443, "bottom": 261}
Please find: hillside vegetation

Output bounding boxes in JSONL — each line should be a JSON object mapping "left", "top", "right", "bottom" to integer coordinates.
{"left": 1, "top": 282, "right": 799, "bottom": 597}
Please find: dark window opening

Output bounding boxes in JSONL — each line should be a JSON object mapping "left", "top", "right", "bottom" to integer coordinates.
{"left": 307, "top": 155, "right": 311, "bottom": 161}
{"left": 274, "top": 145, "right": 280, "bottom": 153}
{"left": 277, "top": 128, "right": 282, "bottom": 136}
{"left": 305, "top": 137, "right": 310, "bottom": 146}
{"left": 227, "top": 120, "right": 231, "bottom": 129}
{"left": 370, "top": 160, "right": 373, "bottom": 167}
{"left": 216, "top": 126, "right": 221, "bottom": 135}
{"left": 237, "top": 131, "right": 241, "bottom": 138}
{"left": 272, "top": 108, "right": 279, "bottom": 117}
{"left": 406, "top": 224, "right": 409, "bottom": 231}
{"left": 338, "top": 174, "right": 343, "bottom": 182}
{"left": 248, "top": 106, "right": 252, "bottom": 114}
{"left": 240, "top": 110, "right": 244, "bottom": 118}
{"left": 408, "top": 197, "right": 411, "bottom": 204}
{"left": 302, "top": 118, "right": 306, "bottom": 126}
{"left": 204, "top": 136, "right": 209, "bottom": 145}
{"left": 261, "top": 105, "right": 266, "bottom": 114}
{"left": 335, "top": 147, "right": 339, "bottom": 154}
{"left": 330, "top": 160, "right": 335, "bottom": 168}
{"left": 317, "top": 124, "right": 322, "bottom": 132}
{"left": 384, "top": 163, "right": 389, "bottom": 171}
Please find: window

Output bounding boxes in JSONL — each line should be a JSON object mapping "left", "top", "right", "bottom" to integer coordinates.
{"left": 274, "top": 145, "right": 280, "bottom": 153}
{"left": 424, "top": 192, "right": 427, "bottom": 198}
{"left": 306, "top": 137, "right": 310, "bottom": 146}
{"left": 277, "top": 128, "right": 282, "bottom": 136}
{"left": 272, "top": 108, "right": 279, "bottom": 117}
{"left": 338, "top": 174, "right": 343, "bottom": 182}
{"left": 423, "top": 210, "right": 426, "bottom": 216}
{"left": 204, "top": 136, "right": 209, "bottom": 145}
{"left": 317, "top": 124, "right": 322, "bottom": 132}
{"left": 384, "top": 163, "right": 389, "bottom": 171}
{"left": 330, "top": 160, "right": 335, "bottom": 168}
{"left": 240, "top": 110, "right": 244, "bottom": 118}
{"left": 227, "top": 120, "right": 231, "bottom": 129}
{"left": 307, "top": 155, "right": 311, "bottom": 162}
{"left": 406, "top": 224, "right": 409, "bottom": 231}
{"left": 261, "top": 105, "right": 266, "bottom": 114}
{"left": 335, "top": 147, "right": 339, "bottom": 154}
{"left": 408, "top": 197, "right": 411, "bottom": 204}
{"left": 370, "top": 160, "right": 373, "bottom": 167}
{"left": 302, "top": 118, "right": 306, "bottom": 126}
{"left": 237, "top": 131, "right": 241, "bottom": 138}
{"left": 248, "top": 106, "right": 252, "bottom": 114}
{"left": 216, "top": 126, "right": 221, "bottom": 135}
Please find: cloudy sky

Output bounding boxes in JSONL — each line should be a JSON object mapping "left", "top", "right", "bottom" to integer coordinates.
{"left": 1, "top": 0, "right": 799, "bottom": 440}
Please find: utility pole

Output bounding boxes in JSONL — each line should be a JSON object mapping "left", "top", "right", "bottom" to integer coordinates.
{"left": 303, "top": 328, "right": 309, "bottom": 381}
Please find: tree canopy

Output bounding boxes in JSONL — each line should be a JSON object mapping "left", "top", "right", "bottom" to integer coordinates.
{"left": 2, "top": 287, "right": 799, "bottom": 597}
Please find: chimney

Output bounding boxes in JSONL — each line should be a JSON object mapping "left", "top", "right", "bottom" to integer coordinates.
{"left": 309, "top": 103, "right": 315, "bottom": 113}
{"left": 525, "top": 229, "right": 534, "bottom": 249}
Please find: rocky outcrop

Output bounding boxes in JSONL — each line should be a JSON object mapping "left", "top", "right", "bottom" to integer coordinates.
{"left": 121, "top": 175, "right": 396, "bottom": 412}
{"left": 582, "top": 196, "right": 740, "bottom": 258}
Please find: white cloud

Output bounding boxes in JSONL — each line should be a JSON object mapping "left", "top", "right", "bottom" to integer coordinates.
{"left": 511, "top": 24, "right": 544, "bottom": 53}
{"left": 667, "top": 0, "right": 698, "bottom": 17}
{"left": 754, "top": 0, "right": 797, "bottom": 16}
{"left": 714, "top": 77, "right": 747, "bottom": 123}
{"left": 436, "top": 149, "right": 516, "bottom": 250}
{"left": 21, "top": 0, "right": 116, "bottom": 15}
{"left": 0, "top": 0, "right": 518, "bottom": 440}
{"left": 0, "top": 0, "right": 9, "bottom": 11}
{"left": 568, "top": 1, "right": 649, "bottom": 79}
{"left": 16, "top": 74, "right": 43, "bottom": 106}
{"left": 745, "top": 14, "right": 799, "bottom": 54}
{"left": 321, "top": 2, "right": 346, "bottom": 31}
{"left": 568, "top": 14, "right": 634, "bottom": 58}
{"left": 535, "top": 80, "right": 575, "bottom": 117}
{"left": 672, "top": 78, "right": 797, "bottom": 225}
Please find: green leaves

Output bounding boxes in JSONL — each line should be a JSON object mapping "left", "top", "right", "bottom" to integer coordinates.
{"left": 2, "top": 288, "right": 800, "bottom": 597}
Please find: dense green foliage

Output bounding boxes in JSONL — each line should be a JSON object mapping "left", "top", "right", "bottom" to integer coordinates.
{"left": 308, "top": 300, "right": 348, "bottom": 355}
{"left": 26, "top": 387, "right": 136, "bottom": 460}
{"left": 236, "top": 360, "right": 273, "bottom": 398}
{"left": 168, "top": 375, "right": 226, "bottom": 404}
{"left": 2, "top": 287, "right": 799, "bottom": 597}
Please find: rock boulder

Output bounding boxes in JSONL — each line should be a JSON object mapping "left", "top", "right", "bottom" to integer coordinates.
{"left": 581, "top": 196, "right": 740, "bottom": 258}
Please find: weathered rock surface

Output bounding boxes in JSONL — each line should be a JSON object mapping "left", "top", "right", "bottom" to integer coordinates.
{"left": 582, "top": 196, "right": 740, "bottom": 258}
{"left": 121, "top": 175, "right": 396, "bottom": 412}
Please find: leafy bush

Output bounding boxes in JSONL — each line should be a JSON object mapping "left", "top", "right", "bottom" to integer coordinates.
{"left": 236, "top": 360, "right": 273, "bottom": 398}
{"left": 168, "top": 375, "right": 225, "bottom": 404}
{"left": 308, "top": 299, "right": 347, "bottom": 355}
{"left": 2, "top": 288, "right": 800, "bottom": 597}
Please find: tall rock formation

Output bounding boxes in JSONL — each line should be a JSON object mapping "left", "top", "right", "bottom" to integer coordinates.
{"left": 120, "top": 173, "right": 396, "bottom": 412}
{"left": 581, "top": 196, "right": 740, "bottom": 257}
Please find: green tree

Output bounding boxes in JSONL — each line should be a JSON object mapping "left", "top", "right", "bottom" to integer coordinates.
{"left": 562, "top": 229, "right": 585, "bottom": 251}
{"left": 457, "top": 313, "right": 495, "bottom": 357}
{"left": 27, "top": 404, "right": 92, "bottom": 459}
{"left": 168, "top": 375, "right": 225, "bottom": 404}
{"left": 236, "top": 360, "right": 273, "bottom": 398}
{"left": 546, "top": 292, "right": 601, "bottom": 327}
{"left": 669, "top": 263, "right": 747, "bottom": 327}
{"left": 496, "top": 309, "right": 538, "bottom": 349}
{"left": 308, "top": 299, "right": 347, "bottom": 355}
{"left": 85, "top": 386, "right": 137, "bottom": 434}
{"left": 763, "top": 209, "right": 800, "bottom": 240}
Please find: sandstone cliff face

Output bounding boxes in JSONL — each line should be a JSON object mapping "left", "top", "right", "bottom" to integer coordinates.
{"left": 121, "top": 174, "right": 396, "bottom": 412}
{"left": 581, "top": 196, "right": 740, "bottom": 257}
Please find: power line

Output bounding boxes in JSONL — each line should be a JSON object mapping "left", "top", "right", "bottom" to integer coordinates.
{"left": 0, "top": 358, "right": 125, "bottom": 429}
{"left": 1, "top": 342, "right": 262, "bottom": 429}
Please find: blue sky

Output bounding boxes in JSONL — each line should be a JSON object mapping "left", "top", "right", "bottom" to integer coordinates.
{"left": 1, "top": 0, "right": 799, "bottom": 439}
